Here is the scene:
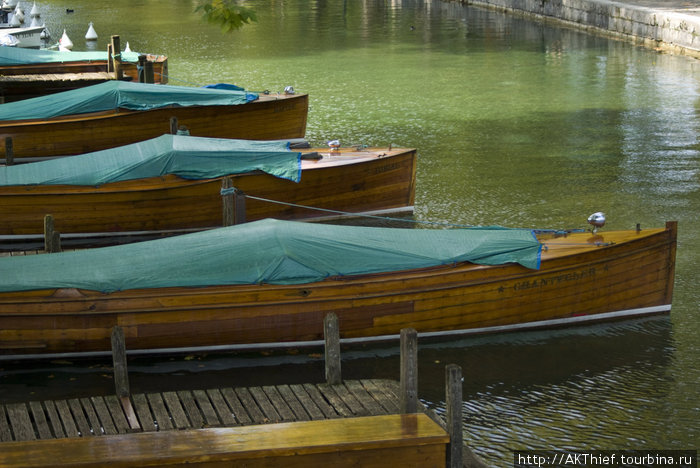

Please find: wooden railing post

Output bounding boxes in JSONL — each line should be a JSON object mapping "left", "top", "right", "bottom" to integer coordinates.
{"left": 111, "top": 326, "right": 130, "bottom": 398}
{"left": 446, "top": 364, "right": 463, "bottom": 468}
{"left": 324, "top": 313, "right": 341, "bottom": 385}
{"left": 43, "top": 214, "right": 61, "bottom": 253}
{"left": 400, "top": 328, "right": 418, "bottom": 413}
{"left": 5, "top": 137, "right": 13, "bottom": 165}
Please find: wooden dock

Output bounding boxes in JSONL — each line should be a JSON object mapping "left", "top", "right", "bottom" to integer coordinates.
{"left": 0, "top": 379, "right": 406, "bottom": 441}
{"left": 0, "top": 323, "right": 486, "bottom": 467}
{"left": 0, "top": 381, "right": 457, "bottom": 467}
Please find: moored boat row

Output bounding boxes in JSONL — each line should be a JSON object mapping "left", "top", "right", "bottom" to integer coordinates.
{"left": 0, "top": 40, "right": 677, "bottom": 359}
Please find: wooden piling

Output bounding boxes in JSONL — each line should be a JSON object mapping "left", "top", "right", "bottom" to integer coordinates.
{"left": 399, "top": 328, "right": 418, "bottom": 414}
{"left": 107, "top": 44, "right": 114, "bottom": 74}
{"left": 111, "top": 326, "right": 130, "bottom": 398}
{"left": 445, "top": 364, "right": 463, "bottom": 468}
{"left": 324, "top": 313, "right": 341, "bottom": 385}
{"left": 137, "top": 55, "right": 147, "bottom": 83}
{"left": 144, "top": 61, "right": 155, "bottom": 84}
{"left": 5, "top": 137, "right": 13, "bottom": 165}
{"left": 43, "top": 215, "right": 61, "bottom": 253}
{"left": 221, "top": 177, "right": 246, "bottom": 226}
{"left": 110, "top": 36, "right": 123, "bottom": 80}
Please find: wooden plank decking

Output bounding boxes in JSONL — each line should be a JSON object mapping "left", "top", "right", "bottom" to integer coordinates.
{"left": 0, "top": 379, "right": 406, "bottom": 442}
{"left": 0, "top": 379, "right": 454, "bottom": 467}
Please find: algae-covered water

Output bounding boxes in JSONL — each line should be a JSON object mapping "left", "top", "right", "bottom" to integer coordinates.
{"left": 1, "top": 0, "right": 698, "bottom": 464}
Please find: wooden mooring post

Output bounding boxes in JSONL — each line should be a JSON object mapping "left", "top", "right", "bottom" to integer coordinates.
{"left": 137, "top": 55, "right": 155, "bottom": 84}
{"left": 110, "top": 35, "right": 123, "bottom": 80}
{"left": 400, "top": 328, "right": 418, "bottom": 413}
{"left": 324, "top": 313, "right": 341, "bottom": 385}
{"left": 4, "top": 137, "right": 13, "bottom": 165}
{"left": 221, "top": 177, "right": 246, "bottom": 226}
{"left": 446, "top": 364, "right": 463, "bottom": 468}
{"left": 111, "top": 326, "right": 130, "bottom": 398}
{"left": 43, "top": 215, "right": 61, "bottom": 253}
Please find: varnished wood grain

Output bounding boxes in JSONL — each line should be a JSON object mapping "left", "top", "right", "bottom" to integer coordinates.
{"left": 0, "top": 56, "right": 168, "bottom": 102}
{"left": 0, "top": 147, "right": 416, "bottom": 235}
{"left": 0, "top": 413, "right": 448, "bottom": 468}
{"left": 0, "top": 92, "right": 308, "bottom": 161}
{"left": 0, "top": 223, "right": 676, "bottom": 356}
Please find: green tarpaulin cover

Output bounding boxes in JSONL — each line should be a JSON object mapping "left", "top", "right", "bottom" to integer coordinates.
{"left": 0, "top": 219, "right": 542, "bottom": 293}
{"left": 0, "top": 134, "right": 301, "bottom": 185}
{"left": 0, "top": 81, "right": 258, "bottom": 121}
{"left": 0, "top": 46, "right": 143, "bottom": 65}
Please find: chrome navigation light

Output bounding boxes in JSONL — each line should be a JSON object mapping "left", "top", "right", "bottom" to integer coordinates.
{"left": 587, "top": 212, "right": 606, "bottom": 233}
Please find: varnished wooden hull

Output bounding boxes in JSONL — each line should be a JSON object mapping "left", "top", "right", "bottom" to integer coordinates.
{"left": 0, "top": 55, "right": 168, "bottom": 78}
{"left": 0, "top": 147, "right": 417, "bottom": 235}
{"left": 0, "top": 56, "right": 169, "bottom": 102}
{"left": 0, "top": 92, "right": 308, "bottom": 161}
{"left": 0, "top": 222, "right": 676, "bottom": 356}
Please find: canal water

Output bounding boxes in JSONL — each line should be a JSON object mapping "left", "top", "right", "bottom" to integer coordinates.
{"left": 1, "top": 0, "right": 698, "bottom": 464}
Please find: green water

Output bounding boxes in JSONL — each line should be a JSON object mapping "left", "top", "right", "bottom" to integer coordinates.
{"left": 1, "top": 0, "right": 698, "bottom": 464}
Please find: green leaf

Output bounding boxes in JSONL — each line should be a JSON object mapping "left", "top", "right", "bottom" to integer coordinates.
{"left": 195, "top": 0, "right": 257, "bottom": 32}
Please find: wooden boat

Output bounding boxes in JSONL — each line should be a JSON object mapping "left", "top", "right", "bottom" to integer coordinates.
{"left": 0, "top": 134, "right": 417, "bottom": 236}
{"left": 0, "top": 81, "right": 308, "bottom": 162}
{"left": 0, "top": 25, "right": 44, "bottom": 48}
{"left": 0, "top": 218, "right": 676, "bottom": 357}
{"left": 0, "top": 50, "right": 169, "bottom": 102}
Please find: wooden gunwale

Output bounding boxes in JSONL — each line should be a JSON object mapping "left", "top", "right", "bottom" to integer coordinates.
{"left": 0, "top": 93, "right": 292, "bottom": 126}
{"left": 0, "top": 225, "right": 674, "bottom": 309}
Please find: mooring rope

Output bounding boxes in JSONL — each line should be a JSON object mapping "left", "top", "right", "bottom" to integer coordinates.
{"left": 220, "top": 188, "right": 588, "bottom": 235}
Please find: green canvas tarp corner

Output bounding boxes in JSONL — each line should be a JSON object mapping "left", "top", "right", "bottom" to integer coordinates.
{"left": 0, "top": 219, "right": 542, "bottom": 293}
{"left": 0, "top": 134, "right": 302, "bottom": 186}
{"left": 0, "top": 81, "right": 258, "bottom": 121}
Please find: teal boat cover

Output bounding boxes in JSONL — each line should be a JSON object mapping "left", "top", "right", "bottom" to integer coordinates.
{"left": 0, "top": 134, "right": 301, "bottom": 185}
{"left": 0, "top": 219, "right": 542, "bottom": 293}
{"left": 0, "top": 81, "right": 258, "bottom": 121}
{"left": 0, "top": 46, "right": 143, "bottom": 65}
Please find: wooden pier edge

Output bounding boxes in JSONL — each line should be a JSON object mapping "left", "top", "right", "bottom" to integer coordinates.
{"left": 0, "top": 325, "right": 488, "bottom": 467}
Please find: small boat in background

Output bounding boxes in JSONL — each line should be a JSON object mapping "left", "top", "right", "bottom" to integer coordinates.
{"left": 0, "top": 45, "right": 169, "bottom": 102}
{"left": 0, "top": 25, "right": 44, "bottom": 47}
{"left": 0, "top": 218, "right": 676, "bottom": 357}
{"left": 0, "top": 134, "right": 416, "bottom": 236}
{"left": 0, "top": 80, "right": 309, "bottom": 161}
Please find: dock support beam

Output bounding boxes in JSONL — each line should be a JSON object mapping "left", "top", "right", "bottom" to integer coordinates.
{"left": 43, "top": 215, "right": 61, "bottom": 253}
{"left": 324, "top": 313, "right": 341, "bottom": 385}
{"left": 399, "top": 328, "right": 418, "bottom": 413}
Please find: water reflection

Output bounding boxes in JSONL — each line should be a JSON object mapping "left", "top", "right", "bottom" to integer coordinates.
{"left": 3, "top": 0, "right": 699, "bottom": 463}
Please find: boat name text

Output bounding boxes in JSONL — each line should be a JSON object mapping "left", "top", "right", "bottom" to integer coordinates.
{"left": 373, "top": 162, "right": 401, "bottom": 174}
{"left": 513, "top": 267, "right": 596, "bottom": 291}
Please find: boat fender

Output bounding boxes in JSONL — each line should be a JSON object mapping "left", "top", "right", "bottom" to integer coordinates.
{"left": 301, "top": 152, "right": 322, "bottom": 160}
